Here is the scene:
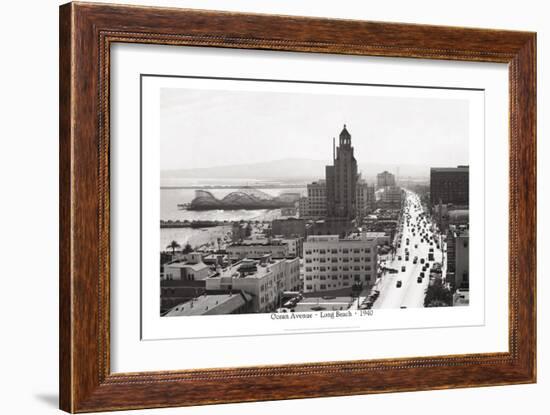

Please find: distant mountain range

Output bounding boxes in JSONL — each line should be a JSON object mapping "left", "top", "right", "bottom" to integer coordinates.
{"left": 161, "top": 158, "right": 432, "bottom": 182}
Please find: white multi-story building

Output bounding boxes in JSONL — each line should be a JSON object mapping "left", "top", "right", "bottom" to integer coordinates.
{"left": 302, "top": 235, "right": 378, "bottom": 293}
{"left": 163, "top": 252, "right": 211, "bottom": 281}
{"left": 205, "top": 256, "right": 301, "bottom": 312}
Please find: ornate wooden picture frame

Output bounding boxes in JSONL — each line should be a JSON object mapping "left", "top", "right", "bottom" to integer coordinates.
{"left": 59, "top": 2, "right": 536, "bottom": 412}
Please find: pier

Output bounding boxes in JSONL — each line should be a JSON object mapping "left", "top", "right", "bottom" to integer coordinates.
{"left": 160, "top": 220, "right": 223, "bottom": 229}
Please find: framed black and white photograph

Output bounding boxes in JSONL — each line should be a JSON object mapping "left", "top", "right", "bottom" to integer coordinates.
{"left": 58, "top": 2, "right": 536, "bottom": 412}
{"left": 115, "top": 42, "right": 504, "bottom": 366}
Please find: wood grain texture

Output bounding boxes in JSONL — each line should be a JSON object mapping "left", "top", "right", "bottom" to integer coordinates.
{"left": 59, "top": 3, "right": 73, "bottom": 411}
{"left": 59, "top": 2, "right": 537, "bottom": 413}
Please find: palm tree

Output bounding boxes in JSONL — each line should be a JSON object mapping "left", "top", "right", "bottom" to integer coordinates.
{"left": 166, "top": 240, "right": 181, "bottom": 255}
{"left": 182, "top": 243, "right": 193, "bottom": 254}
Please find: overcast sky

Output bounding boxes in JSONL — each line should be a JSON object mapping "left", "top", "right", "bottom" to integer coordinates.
{"left": 160, "top": 86, "right": 469, "bottom": 171}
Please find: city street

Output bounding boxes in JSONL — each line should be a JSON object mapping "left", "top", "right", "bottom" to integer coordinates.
{"left": 372, "top": 190, "right": 445, "bottom": 309}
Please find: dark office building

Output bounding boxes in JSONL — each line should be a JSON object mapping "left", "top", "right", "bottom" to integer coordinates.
{"left": 271, "top": 218, "right": 307, "bottom": 238}
{"left": 430, "top": 166, "right": 469, "bottom": 206}
{"left": 326, "top": 125, "right": 358, "bottom": 219}
{"left": 377, "top": 170, "right": 396, "bottom": 188}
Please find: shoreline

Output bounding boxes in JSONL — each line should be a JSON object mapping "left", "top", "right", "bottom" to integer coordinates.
{"left": 160, "top": 225, "right": 232, "bottom": 252}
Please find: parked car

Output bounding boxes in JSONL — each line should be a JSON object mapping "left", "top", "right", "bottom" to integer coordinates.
{"left": 396, "top": 280, "right": 403, "bottom": 288}
{"left": 401, "top": 266, "right": 406, "bottom": 272}
{"left": 417, "top": 277, "right": 422, "bottom": 283}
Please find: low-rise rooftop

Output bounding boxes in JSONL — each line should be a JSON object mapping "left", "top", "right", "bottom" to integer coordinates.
{"left": 431, "top": 166, "right": 469, "bottom": 173}
{"left": 165, "top": 261, "right": 210, "bottom": 272}
{"left": 229, "top": 240, "right": 287, "bottom": 247}
{"left": 364, "top": 232, "right": 388, "bottom": 238}
{"left": 164, "top": 292, "right": 251, "bottom": 316}
{"left": 209, "top": 258, "right": 287, "bottom": 280}
{"left": 293, "top": 295, "right": 353, "bottom": 313}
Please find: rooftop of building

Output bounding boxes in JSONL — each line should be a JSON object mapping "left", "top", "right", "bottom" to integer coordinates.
{"left": 364, "top": 232, "right": 389, "bottom": 238}
{"left": 344, "top": 232, "right": 378, "bottom": 242}
{"left": 202, "top": 253, "right": 228, "bottom": 259}
{"left": 164, "top": 292, "right": 251, "bottom": 316}
{"left": 311, "top": 217, "right": 354, "bottom": 224}
{"left": 449, "top": 225, "right": 469, "bottom": 237}
{"left": 228, "top": 240, "right": 288, "bottom": 248}
{"left": 430, "top": 166, "right": 469, "bottom": 173}
{"left": 293, "top": 289, "right": 356, "bottom": 312}
{"left": 164, "top": 261, "right": 210, "bottom": 272}
{"left": 272, "top": 235, "right": 302, "bottom": 241}
{"left": 378, "top": 185, "right": 402, "bottom": 192}
{"left": 448, "top": 208, "right": 470, "bottom": 213}
{"left": 448, "top": 209, "right": 470, "bottom": 220}
{"left": 306, "top": 235, "right": 339, "bottom": 242}
{"left": 210, "top": 257, "right": 291, "bottom": 280}
{"left": 305, "top": 234, "right": 377, "bottom": 243}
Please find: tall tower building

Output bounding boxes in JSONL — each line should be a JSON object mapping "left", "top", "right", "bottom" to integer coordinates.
{"left": 326, "top": 125, "right": 358, "bottom": 219}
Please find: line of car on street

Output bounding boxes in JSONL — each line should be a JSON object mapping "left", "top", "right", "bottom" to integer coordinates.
{"left": 359, "top": 289, "right": 380, "bottom": 310}
{"left": 395, "top": 194, "right": 438, "bottom": 289}
{"left": 365, "top": 192, "right": 444, "bottom": 309}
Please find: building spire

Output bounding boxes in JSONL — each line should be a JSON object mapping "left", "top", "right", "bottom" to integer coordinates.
{"left": 339, "top": 124, "right": 351, "bottom": 146}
